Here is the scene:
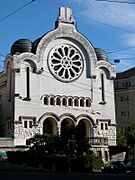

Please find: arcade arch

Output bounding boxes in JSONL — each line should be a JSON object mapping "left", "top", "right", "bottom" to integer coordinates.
{"left": 42, "top": 117, "right": 57, "bottom": 135}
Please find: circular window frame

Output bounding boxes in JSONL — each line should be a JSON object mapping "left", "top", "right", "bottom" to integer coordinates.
{"left": 48, "top": 44, "right": 84, "bottom": 83}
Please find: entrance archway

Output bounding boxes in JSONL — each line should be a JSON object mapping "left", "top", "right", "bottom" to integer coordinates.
{"left": 60, "top": 118, "right": 75, "bottom": 143}
{"left": 76, "top": 121, "right": 86, "bottom": 140}
{"left": 77, "top": 119, "right": 93, "bottom": 138}
{"left": 43, "top": 117, "right": 57, "bottom": 135}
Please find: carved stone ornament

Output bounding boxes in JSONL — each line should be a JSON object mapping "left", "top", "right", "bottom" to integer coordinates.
{"left": 48, "top": 44, "right": 84, "bottom": 82}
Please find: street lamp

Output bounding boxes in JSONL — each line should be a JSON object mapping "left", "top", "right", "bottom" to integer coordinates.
{"left": 114, "top": 59, "right": 120, "bottom": 63}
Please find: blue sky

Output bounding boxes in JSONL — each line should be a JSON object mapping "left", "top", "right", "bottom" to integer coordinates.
{"left": 1, "top": 0, "right": 135, "bottom": 73}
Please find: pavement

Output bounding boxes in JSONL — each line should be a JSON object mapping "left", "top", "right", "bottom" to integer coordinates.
{"left": 0, "top": 159, "right": 51, "bottom": 172}
{"left": 0, "top": 159, "right": 135, "bottom": 180}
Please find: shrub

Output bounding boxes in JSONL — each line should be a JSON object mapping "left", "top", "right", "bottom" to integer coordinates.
{"left": 84, "top": 152, "right": 104, "bottom": 171}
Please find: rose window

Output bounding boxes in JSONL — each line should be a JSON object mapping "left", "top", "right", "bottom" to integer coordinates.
{"left": 48, "top": 44, "right": 84, "bottom": 82}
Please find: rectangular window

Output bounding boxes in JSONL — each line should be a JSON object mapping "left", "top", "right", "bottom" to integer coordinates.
{"left": 24, "top": 121, "right": 27, "bottom": 128}
{"left": 121, "top": 111, "right": 129, "bottom": 118}
{"left": 120, "top": 96, "right": 123, "bottom": 102}
{"left": 101, "top": 123, "right": 104, "bottom": 130}
{"left": 29, "top": 121, "right": 32, "bottom": 128}
{"left": 105, "top": 123, "right": 108, "bottom": 130}
{"left": 121, "top": 112, "right": 124, "bottom": 117}
{"left": 21, "top": 117, "right": 36, "bottom": 128}
{"left": 120, "top": 96, "right": 129, "bottom": 102}
{"left": 123, "top": 81, "right": 130, "bottom": 88}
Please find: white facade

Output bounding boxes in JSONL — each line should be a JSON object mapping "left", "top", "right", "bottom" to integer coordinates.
{"left": 0, "top": 7, "right": 116, "bottom": 161}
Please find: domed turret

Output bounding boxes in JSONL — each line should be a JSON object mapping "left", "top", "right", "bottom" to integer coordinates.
{"left": 11, "top": 39, "right": 32, "bottom": 55}
{"left": 95, "top": 48, "right": 108, "bottom": 61}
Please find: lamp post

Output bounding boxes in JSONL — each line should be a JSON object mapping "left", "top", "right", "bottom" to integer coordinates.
{"left": 67, "top": 135, "right": 76, "bottom": 172}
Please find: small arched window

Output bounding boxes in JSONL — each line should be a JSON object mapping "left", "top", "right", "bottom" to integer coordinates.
{"left": 50, "top": 97, "right": 55, "bottom": 105}
{"left": 44, "top": 96, "right": 48, "bottom": 105}
{"left": 68, "top": 98, "right": 73, "bottom": 106}
{"left": 74, "top": 98, "right": 78, "bottom": 107}
{"left": 86, "top": 99, "right": 91, "bottom": 107}
{"left": 80, "top": 98, "right": 84, "bottom": 107}
{"left": 62, "top": 98, "right": 67, "bottom": 106}
{"left": 56, "top": 97, "right": 61, "bottom": 106}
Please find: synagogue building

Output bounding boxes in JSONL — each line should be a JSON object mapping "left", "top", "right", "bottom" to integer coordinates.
{"left": 0, "top": 6, "right": 116, "bottom": 162}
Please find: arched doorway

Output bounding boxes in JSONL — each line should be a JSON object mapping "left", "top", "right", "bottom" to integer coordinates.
{"left": 76, "top": 119, "right": 93, "bottom": 138}
{"left": 60, "top": 118, "right": 75, "bottom": 143}
{"left": 76, "top": 121, "right": 86, "bottom": 140}
{"left": 43, "top": 117, "right": 57, "bottom": 135}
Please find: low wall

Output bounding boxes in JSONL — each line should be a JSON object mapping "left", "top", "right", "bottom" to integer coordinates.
{"left": 0, "top": 138, "right": 29, "bottom": 152}
{"left": 0, "top": 138, "right": 14, "bottom": 147}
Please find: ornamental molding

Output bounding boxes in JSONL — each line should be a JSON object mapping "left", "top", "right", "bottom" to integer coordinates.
{"left": 14, "top": 124, "right": 40, "bottom": 139}
{"left": 12, "top": 52, "right": 39, "bottom": 68}
{"left": 97, "top": 60, "right": 116, "bottom": 79}
{"left": 97, "top": 60, "right": 115, "bottom": 72}
{"left": 36, "top": 27, "right": 97, "bottom": 78}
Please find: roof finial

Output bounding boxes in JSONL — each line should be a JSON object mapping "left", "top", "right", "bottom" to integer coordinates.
{"left": 56, "top": 6, "right": 76, "bottom": 26}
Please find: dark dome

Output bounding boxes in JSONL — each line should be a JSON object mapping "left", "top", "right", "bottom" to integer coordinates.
{"left": 32, "top": 37, "right": 42, "bottom": 54}
{"left": 95, "top": 48, "right": 108, "bottom": 61}
{"left": 11, "top": 39, "right": 32, "bottom": 55}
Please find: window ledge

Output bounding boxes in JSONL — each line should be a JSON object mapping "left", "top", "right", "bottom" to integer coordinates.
{"left": 22, "top": 97, "right": 31, "bottom": 101}
{"left": 99, "top": 101, "right": 106, "bottom": 105}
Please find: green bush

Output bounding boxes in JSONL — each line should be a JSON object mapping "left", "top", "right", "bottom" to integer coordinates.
{"left": 84, "top": 152, "right": 104, "bottom": 171}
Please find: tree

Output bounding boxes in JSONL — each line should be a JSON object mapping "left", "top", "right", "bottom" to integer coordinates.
{"left": 119, "top": 125, "right": 135, "bottom": 162}
{"left": 116, "top": 125, "right": 135, "bottom": 147}
{"left": 116, "top": 128, "right": 126, "bottom": 146}
{"left": 126, "top": 125, "right": 135, "bottom": 147}
{"left": 29, "top": 133, "right": 61, "bottom": 154}
{"left": 26, "top": 129, "right": 102, "bottom": 172}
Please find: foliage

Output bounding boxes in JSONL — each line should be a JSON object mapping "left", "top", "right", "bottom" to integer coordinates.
{"left": 28, "top": 133, "right": 62, "bottom": 154}
{"left": 116, "top": 125, "right": 135, "bottom": 147}
{"left": 125, "top": 125, "right": 135, "bottom": 147}
{"left": 116, "top": 128, "right": 126, "bottom": 146}
{"left": 7, "top": 150, "right": 103, "bottom": 172}
{"left": 28, "top": 124, "right": 91, "bottom": 157}
{"left": 84, "top": 152, "right": 104, "bottom": 171}
{"left": 116, "top": 125, "right": 135, "bottom": 162}
{"left": 20, "top": 125, "right": 104, "bottom": 172}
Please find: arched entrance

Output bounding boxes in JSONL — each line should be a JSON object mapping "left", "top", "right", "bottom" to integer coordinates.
{"left": 43, "top": 117, "right": 57, "bottom": 135}
{"left": 60, "top": 118, "right": 75, "bottom": 143}
{"left": 77, "top": 119, "right": 93, "bottom": 138}
{"left": 76, "top": 121, "right": 86, "bottom": 140}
